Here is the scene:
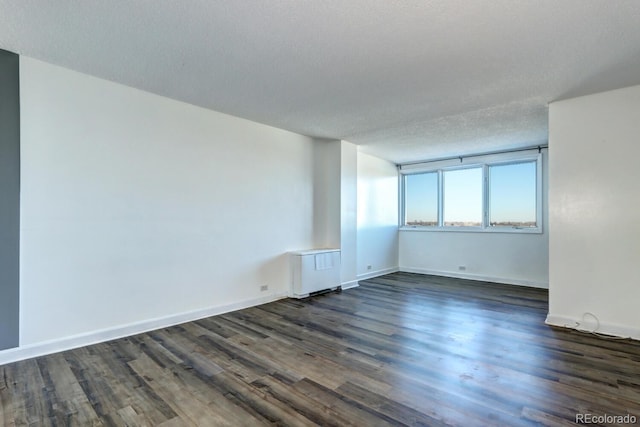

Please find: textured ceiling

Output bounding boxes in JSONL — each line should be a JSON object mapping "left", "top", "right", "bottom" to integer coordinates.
{"left": 2, "top": 1, "right": 640, "bottom": 163}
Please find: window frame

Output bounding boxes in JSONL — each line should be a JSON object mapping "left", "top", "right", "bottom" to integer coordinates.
{"left": 403, "top": 170, "right": 439, "bottom": 227}
{"left": 399, "top": 151, "right": 543, "bottom": 234}
{"left": 441, "top": 165, "right": 484, "bottom": 229}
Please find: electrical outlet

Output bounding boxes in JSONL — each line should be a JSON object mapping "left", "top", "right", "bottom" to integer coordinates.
{"left": 260, "top": 285, "right": 268, "bottom": 292}
{"left": 458, "top": 266, "right": 466, "bottom": 271}
{"left": 367, "top": 265, "right": 372, "bottom": 270}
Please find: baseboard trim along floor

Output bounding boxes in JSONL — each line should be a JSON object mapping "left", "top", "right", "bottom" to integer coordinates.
{"left": 0, "top": 292, "right": 288, "bottom": 365}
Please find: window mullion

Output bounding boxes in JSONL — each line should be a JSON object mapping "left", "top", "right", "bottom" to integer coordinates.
{"left": 437, "top": 170, "right": 444, "bottom": 227}
{"left": 399, "top": 174, "right": 405, "bottom": 227}
{"left": 483, "top": 164, "right": 489, "bottom": 228}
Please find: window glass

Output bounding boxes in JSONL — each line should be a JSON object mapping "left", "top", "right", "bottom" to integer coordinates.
{"left": 489, "top": 162, "right": 537, "bottom": 227}
{"left": 404, "top": 173, "right": 438, "bottom": 226}
{"left": 443, "top": 168, "right": 482, "bottom": 227}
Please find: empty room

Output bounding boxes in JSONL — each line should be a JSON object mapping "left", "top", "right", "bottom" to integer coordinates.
{"left": 1, "top": 1, "right": 640, "bottom": 426}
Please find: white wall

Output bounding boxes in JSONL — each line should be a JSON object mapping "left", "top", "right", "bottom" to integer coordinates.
{"left": 547, "top": 85, "right": 640, "bottom": 339}
{"left": 356, "top": 152, "right": 399, "bottom": 279}
{"left": 310, "top": 139, "right": 359, "bottom": 288}
{"left": 399, "top": 150, "right": 549, "bottom": 288}
{"left": 16, "top": 57, "right": 316, "bottom": 354}
{"left": 312, "top": 139, "right": 341, "bottom": 249}
{"left": 340, "top": 141, "right": 358, "bottom": 288}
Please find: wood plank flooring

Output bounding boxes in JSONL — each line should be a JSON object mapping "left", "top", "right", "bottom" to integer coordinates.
{"left": 2, "top": 272, "right": 640, "bottom": 426}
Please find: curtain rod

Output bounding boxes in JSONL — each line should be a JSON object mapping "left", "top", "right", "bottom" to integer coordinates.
{"left": 398, "top": 144, "right": 548, "bottom": 168}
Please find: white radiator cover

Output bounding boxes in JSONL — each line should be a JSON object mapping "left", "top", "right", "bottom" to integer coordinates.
{"left": 290, "top": 249, "right": 341, "bottom": 298}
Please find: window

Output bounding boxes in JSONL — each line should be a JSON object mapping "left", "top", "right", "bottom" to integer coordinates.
{"left": 400, "top": 150, "right": 542, "bottom": 233}
{"left": 489, "top": 161, "right": 537, "bottom": 228}
{"left": 404, "top": 172, "right": 438, "bottom": 226}
{"left": 443, "top": 167, "right": 482, "bottom": 227}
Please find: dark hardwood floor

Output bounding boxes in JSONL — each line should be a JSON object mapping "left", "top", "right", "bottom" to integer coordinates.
{"left": 1, "top": 272, "right": 639, "bottom": 426}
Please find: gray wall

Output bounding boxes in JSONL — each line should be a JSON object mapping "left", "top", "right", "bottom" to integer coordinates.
{"left": 0, "top": 49, "right": 20, "bottom": 350}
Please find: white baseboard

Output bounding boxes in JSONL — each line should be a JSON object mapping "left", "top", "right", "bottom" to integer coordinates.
{"left": 357, "top": 267, "right": 399, "bottom": 281}
{"left": 341, "top": 279, "right": 360, "bottom": 290}
{"left": 545, "top": 314, "right": 640, "bottom": 341}
{"left": 399, "top": 267, "right": 548, "bottom": 289}
{"left": 0, "top": 292, "right": 287, "bottom": 366}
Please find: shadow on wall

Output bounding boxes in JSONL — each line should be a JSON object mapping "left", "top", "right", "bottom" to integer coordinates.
{"left": 0, "top": 48, "right": 20, "bottom": 350}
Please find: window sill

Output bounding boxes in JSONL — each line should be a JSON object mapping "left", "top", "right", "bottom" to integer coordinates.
{"left": 399, "top": 225, "right": 543, "bottom": 234}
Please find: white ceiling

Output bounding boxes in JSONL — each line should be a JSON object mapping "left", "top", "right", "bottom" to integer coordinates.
{"left": 2, "top": 1, "right": 640, "bottom": 164}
